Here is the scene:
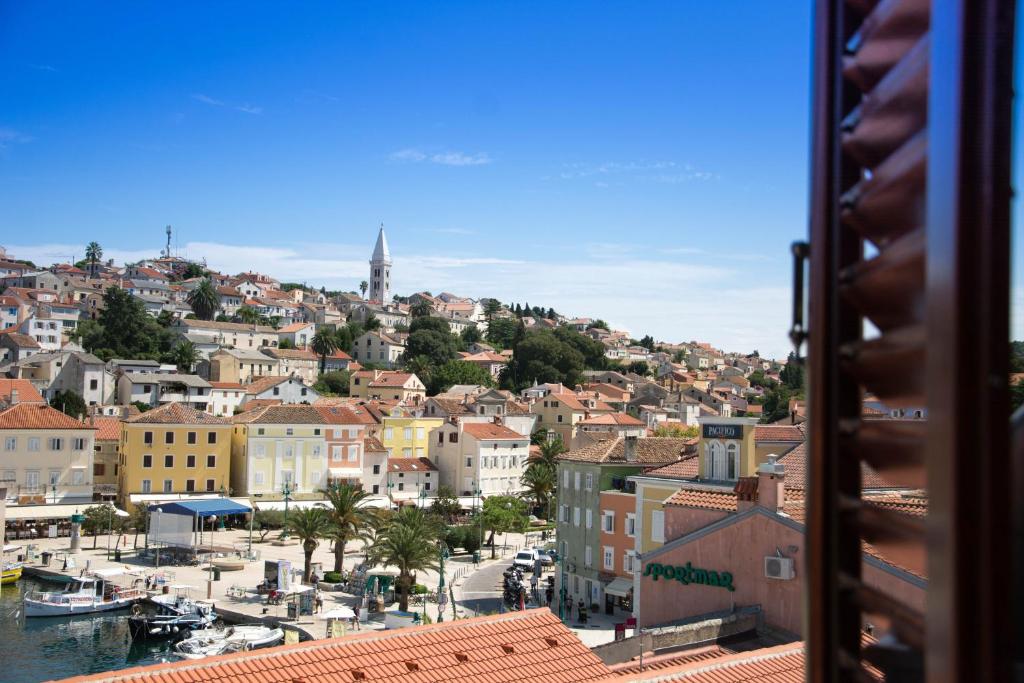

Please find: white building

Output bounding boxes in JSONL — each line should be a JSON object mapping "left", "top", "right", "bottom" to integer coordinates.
{"left": 429, "top": 419, "right": 531, "bottom": 497}
{"left": 116, "top": 373, "right": 213, "bottom": 411}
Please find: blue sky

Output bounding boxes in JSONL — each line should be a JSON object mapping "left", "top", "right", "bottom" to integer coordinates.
{"left": 5, "top": 2, "right": 817, "bottom": 357}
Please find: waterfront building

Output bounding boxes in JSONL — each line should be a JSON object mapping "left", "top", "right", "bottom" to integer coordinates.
{"left": 118, "top": 403, "right": 232, "bottom": 510}
{"left": 378, "top": 406, "right": 442, "bottom": 459}
{"left": 385, "top": 456, "right": 439, "bottom": 501}
{"left": 229, "top": 405, "right": 328, "bottom": 502}
{"left": 0, "top": 401, "right": 96, "bottom": 504}
{"left": 430, "top": 419, "right": 531, "bottom": 497}
{"left": 90, "top": 416, "right": 121, "bottom": 501}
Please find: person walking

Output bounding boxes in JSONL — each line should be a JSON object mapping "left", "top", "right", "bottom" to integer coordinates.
{"left": 352, "top": 603, "right": 361, "bottom": 631}
{"left": 314, "top": 590, "right": 324, "bottom": 614}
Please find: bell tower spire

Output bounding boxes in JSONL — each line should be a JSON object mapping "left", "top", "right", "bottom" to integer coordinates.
{"left": 369, "top": 223, "right": 393, "bottom": 303}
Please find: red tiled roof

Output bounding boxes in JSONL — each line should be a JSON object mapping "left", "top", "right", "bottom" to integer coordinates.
{"left": 641, "top": 454, "right": 700, "bottom": 480}
{"left": 559, "top": 437, "right": 688, "bottom": 465}
{"left": 0, "top": 330, "right": 40, "bottom": 347}
{"left": 276, "top": 321, "right": 312, "bottom": 333}
{"left": 210, "top": 382, "right": 245, "bottom": 390}
{"left": 387, "top": 456, "right": 438, "bottom": 472}
{"left": 364, "top": 436, "right": 388, "bottom": 452}
{"left": 462, "top": 422, "right": 526, "bottom": 440}
{"left": 0, "top": 403, "right": 95, "bottom": 430}
{"left": 125, "top": 402, "right": 230, "bottom": 425}
{"left": 664, "top": 486, "right": 738, "bottom": 512}
{"left": 605, "top": 645, "right": 728, "bottom": 675}
{"left": 753, "top": 425, "right": 805, "bottom": 442}
{"left": 91, "top": 417, "right": 122, "bottom": 441}
{"left": 55, "top": 608, "right": 610, "bottom": 683}
{"left": 578, "top": 413, "right": 645, "bottom": 427}
{"left": 777, "top": 442, "right": 899, "bottom": 490}
{"left": 0, "top": 378, "right": 45, "bottom": 404}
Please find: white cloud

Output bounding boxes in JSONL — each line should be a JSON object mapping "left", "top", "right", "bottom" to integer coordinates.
{"left": 29, "top": 64, "right": 57, "bottom": 72}
{"left": 0, "top": 127, "right": 33, "bottom": 149}
{"left": 389, "top": 148, "right": 492, "bottom": 166}
{"left": 560, "top": 160, "right": 717, "bottom": 183}
{"left": 191, "top": 94, "right": 262, "bottom": 115}
{"left": 191, "top": 93, "right": 225, "bottom": 107}
{"left": 235, "top": 104, "right": 263, "bottom": 115}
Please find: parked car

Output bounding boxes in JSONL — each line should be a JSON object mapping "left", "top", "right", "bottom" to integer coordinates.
{"left": 513, "top": 549, "right": 540, "bottom": 570}
{"left": 533, "top": 548, "right": 555, "bottom": 566}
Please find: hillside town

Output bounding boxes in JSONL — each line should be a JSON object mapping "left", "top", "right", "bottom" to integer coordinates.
{"left": 0, "top": 227, "right": 927, "bottom": 682}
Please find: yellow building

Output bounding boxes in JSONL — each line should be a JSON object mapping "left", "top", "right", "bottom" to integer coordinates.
{"left": 230, "top": 405, "right": 328, "bottom": 502}
{"left": 378, "top": 407, "right": 442, "bottom": 459}
{"left": 531, "top": 390, "right": 615, "bottom": 446}
{"left": 118, "top": 403, "right": 233, "bottom": 510}
{"left": 349, "top": 371, "right": 426, "bottom": 403}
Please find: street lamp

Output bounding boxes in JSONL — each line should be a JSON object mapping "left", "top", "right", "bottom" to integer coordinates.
{"left": 207, "top": 514, "right": 217, "bottom": 599}
{"left": 437, "top": 540, "right": 449, "bottom": 622}
{"left": 473, "top": 485, "right": 483, "bottom": 561}
{"left": 106, "top": 504, "right": 114, "bottom": 560}
{"left": 281, "top": 481, "right": 293, "bottom": 539}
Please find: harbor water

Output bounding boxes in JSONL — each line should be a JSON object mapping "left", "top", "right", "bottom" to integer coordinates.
{"left": 0, "top": 577, "right": 180, "bottom": 683}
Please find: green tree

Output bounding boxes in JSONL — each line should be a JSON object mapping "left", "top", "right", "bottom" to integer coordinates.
{"left": 587, "top": 320, "right": 609, "bottom": 331}
{"left": 314, "top": 370, "right": 350, "bottom": 396}
{"left": 359, "top": 281, "right": 368, "bottom": 299}
{"left": 81, "top": 505, "right": 114, "bottom": 549}
{"left": 404, "top": 320, "right": 458, "bottom": 369}
{"left": 237, "top": 306, "right": 261, "bottom": 324}
{"left": 534, "top": 436, "right": 566, "bottom": 468}
{"left": 85, "top": 286, "right": 177, "bottom": 360}
{"left": 653, "top": 424, "right": 700, "bottom": 438}
{"left": 179, "top": 262, "right": 207, "bottom": 280}
{"left": 410, "top": 300, "right": 433, "bottom": 318}
{"left": 485, "top": 318, "right": 518, "bottom": 349}
{"left": 552, "top": 326, "right": 607, "bottom": 370}
{"left": 85, "top": 241, "right": 103, "bottom": 278}
{"left": 168, "top": 340, "right": 199, "bottom": 372}
{"left": 480, "top": 495, "right": 529, "bottom": 558}
{"left": 129, "top": 503, "right": 148, "bottom": 548}
{"left": 311, "top": 328, "right": 339, "bottom": 376}
{"left": 628, "top": 360, "right": 650, "bottom": 376}
{"left": 363, "top": 314, "right": 382, "bottom": 331}
{"left": 459, "top": 325, "right": 482, "bottom": 348}
{"left": 285, "top": 507, "right": 332, "bottom": 582}
{"left": 639, "top": 335, "right": 656, "bottom": 351}
{"left": 427, "top": 360, "right": 494, "bottom": 395}
{"left": 186, "top": 279, "right": 221, "bottom": 321}
{"left": 429, "top": 485, "right": 462, "bottom": 524}
{"left": 521, "top": 463, "right": 556, "bottom": 520}
{"left": 319, "top": 483, "right": 378, "bottom": 573}
{"left": 780, "top": 352, "right": 805, "bottom": 391}
{"left": 50, "top": 390, "right": 87, "bottom": 419}
{"left": 483, "top": 299, "right": 501, "bottom": 321}
{"left": 334, "top": 324, "right": 354, "bottom": 353}
{"left": 505, "top": 330, "right": 585, "bottom": 392}
{"left": 368, "top": 507, "right": 440, "bottom": 611}
{"left": 132, "top": 400, "right": 152, "bottom": 413}
{"left": 278, "top": 338, "right": 295, "bottom": 349}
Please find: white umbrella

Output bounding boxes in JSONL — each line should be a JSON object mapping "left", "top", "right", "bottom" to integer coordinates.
{"left": 318, "top": 607, "right": 355, "bottom": 620}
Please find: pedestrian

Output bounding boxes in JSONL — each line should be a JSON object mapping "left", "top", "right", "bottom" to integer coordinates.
{"left": 578, "top": 599, "right": 586, "bottom": 623}
{"left": 311, "top": 572, "right": 320, "bottom": 589}
{"left": 315, "top": 590, "right": 324, "bottom": 614}
{"left": 353, "top": 603, "right": 361, "bottom": 630}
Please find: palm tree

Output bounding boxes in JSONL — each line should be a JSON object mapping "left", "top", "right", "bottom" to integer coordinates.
{"left": 85, "top": 242, "right": 103, "bottom": 278}
{"left": 170, "top": 340, "right": 199, "bottom": 372}
{"left": 319, "top": 483, "right": 377, "bottom": 573}
{"left": 359, "top": 281, "right": 368, "bottom": 299}
{"left": 237, "top": 306, "right": 260, "bottom": 324}
{"left": 533, "top": 435, "right": 567, "bottom": 468}
{"left": 521, "top": 462, "right": 556, "bottom": 520}
{"left": 410, "top": 300, "right": 433, "bottom": 318}
{"left": 186, "top": 278, "right": 221, "bottom": 321}
{"left": 286, "top": 507, "right": 332, "bottom": 582}
{"left": 311, "top": 328, "right": 339, "bottom": 376}
{"left": 369, "top": 508, "right": 440, "bottom": 611}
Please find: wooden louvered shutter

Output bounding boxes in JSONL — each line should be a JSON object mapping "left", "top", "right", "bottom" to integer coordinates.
{"left": 805, "top": 0, "right": 1014, "bottom": 680}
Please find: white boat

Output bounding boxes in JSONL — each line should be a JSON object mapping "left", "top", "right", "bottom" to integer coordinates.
{"left": 174, "top": 625, "right": 284, "bottom": 659}
{"left": 24, "top": 568, "right": 146, "bottom": 617}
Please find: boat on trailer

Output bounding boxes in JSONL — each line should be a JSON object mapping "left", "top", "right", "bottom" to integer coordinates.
{"left": 24, "top": 568, "right": 145, "bottom": 617}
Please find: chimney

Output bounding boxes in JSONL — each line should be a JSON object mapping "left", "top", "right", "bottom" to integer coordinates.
{"left": 757, "top": 454, "right": 786, "bottom": 513}
{"left": 624, "top": 435, "right": 638, "bottom": 462}
{"left": 9, "top": 389, "right": 18, "bottom": 405}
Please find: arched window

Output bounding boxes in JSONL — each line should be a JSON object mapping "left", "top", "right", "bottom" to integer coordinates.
{"left": 726, "top": 443, "right": 738, "bottom": 480}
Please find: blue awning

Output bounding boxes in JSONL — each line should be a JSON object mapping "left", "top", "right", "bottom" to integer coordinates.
{"left": 149, "top": 497, "right": 252, "bottom": 517}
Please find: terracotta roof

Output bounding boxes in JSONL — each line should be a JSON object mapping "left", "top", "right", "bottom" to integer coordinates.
{"left": 0, "top": 378, "right": 46, "bottom": 404}
{"left": 232, "top": 405, "right": 327, "bottom": 425}
{"left": 753, "top": 425, "right": 805, "bottom": 442}
{"left": 124, "top": 403, "right": 229, "bottom": 425}
{"left": 559, "top": 436, "right": 688, "bottom": 465}
{"left": 364, "top": 436, "right": 388, "bottom": 452}
{"left": 605, "top": 645, "right": 729, "bottom": 675}
{"left": 177, "top": 318, "right": 276, "bottom": 333}
{"left": 429, "top": 397, "right": 474, "bottom": 415}
{"left": 239, "top": 399, "right": 283, "bottom": 411}
{"left": 277, "top": 322, "right": 313, "bottom": 334}
{"left": 777, "top": 442, "right": 899, "bottom": 491}
{"left": 56, "top": 608, "right": 608, "bottom": 683}
{"left": 664, "top": 486, "right": 738, "bottom": 512}
{"left": 316, "top": 404, "right": 379, "bottom": 425}
{"left": 578, "top": 413, "right": 645, "bottom": 427}
{"left": 462, "top": 422, "right": 527, "bottom": 440}
{"left": 215, "top": 285, "right": 240, "bottom": 297}
{"left": 263, "top": 347, "right": 318, "bottom": 360}
{"left": 387, "top": 456, "right": 439, "bottom": 472}
{"left": 245, "top": 375, "right": 296, "bottom": 395}
{"left": 0, "top": 330, "right": 40, "bottom": 347}
{"left": 368, "top": 372, "right": 418, "bottom": 388}
{"left": 641, "top": 454, "right": 701, "bottom": 480}
{"left": 0, "top": 403, "right": 95, "bottom": 430}
{"left": 209, "top": 382, "right": 244, "bottom": 390}
{"left": 91, "top": 417, "right": 122, "bottom": 440}
{"left": 546, "top": 391, "right": 615, "bottom": 412}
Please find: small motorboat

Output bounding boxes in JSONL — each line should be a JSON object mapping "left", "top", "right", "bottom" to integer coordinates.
{"left": 1, "top": 545, "right": 23, "bottom": 585}
{"left": 174, "top": 625, "right": 284, "bottom": 659}
{"left": 129, "top": 585, "right": 217, "bottom": 641}
{"left": 24, "top": 568, "right": 146, "bottom": 617}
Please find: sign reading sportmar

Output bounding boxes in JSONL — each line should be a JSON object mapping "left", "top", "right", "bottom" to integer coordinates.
{"left": 642, "top": 562, "right": 736, "bottom": 592}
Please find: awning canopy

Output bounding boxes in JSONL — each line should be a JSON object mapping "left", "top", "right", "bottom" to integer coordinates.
{"left": 604, "top": 577, "right": 634, "bottom": 598}
{"left": 254, "top": 500, "right": 329, "bottom": 512}
{"left": 149, "top": 497, "right": 252, "bottom": 518}
{"left": 5, "top": 504, "right": 91, "bottom": 521}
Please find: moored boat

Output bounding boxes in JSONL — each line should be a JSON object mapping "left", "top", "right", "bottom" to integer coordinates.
{"left": 129, "top": 585, "right": 217, "bottom": 640}
{"left": 174, "top": 625, "right": 284, "bottom": 659}
{"left": 1, "top": 545, "right": 23, "bottom": 585}
{"left": 24, "top": 568, "right": 145, "bottom": 617}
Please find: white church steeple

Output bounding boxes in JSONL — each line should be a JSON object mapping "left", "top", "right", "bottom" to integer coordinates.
{"left": 369, "top": 224, "right": 392, "bottom": 303}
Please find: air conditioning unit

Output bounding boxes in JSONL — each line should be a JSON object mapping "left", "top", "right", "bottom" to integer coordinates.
{"left": 764, "top": 556, "right": 795, "bottom": 580}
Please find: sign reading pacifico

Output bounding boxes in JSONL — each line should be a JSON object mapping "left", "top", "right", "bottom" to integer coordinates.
{"left": 702, "top": 423, "right": 743, "bottom": 440}
{"left": 642, "top": 562, "right": 736, "bottom": 592}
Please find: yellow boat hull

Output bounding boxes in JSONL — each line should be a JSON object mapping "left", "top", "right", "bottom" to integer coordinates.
{"left": 1, "top": 565, "right": 22, "bottom": 584}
